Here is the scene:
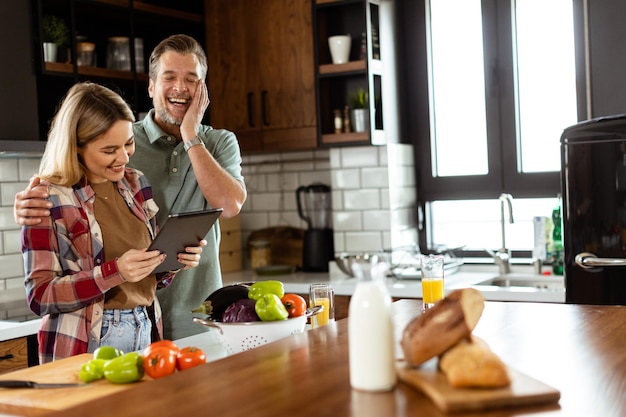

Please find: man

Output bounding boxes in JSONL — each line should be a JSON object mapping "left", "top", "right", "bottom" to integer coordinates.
{"left": 15, "top": 34, "right": 246, "bottom": 340}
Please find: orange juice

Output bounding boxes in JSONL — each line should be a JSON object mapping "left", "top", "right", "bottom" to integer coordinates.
{"left": 311, "top": 297, "right": 331, "bottom": 328}
{"left": 421, "top": 278, "right": 444, "bottom": 304}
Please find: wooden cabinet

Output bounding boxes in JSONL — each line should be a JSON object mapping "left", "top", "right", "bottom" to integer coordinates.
{"left": 0, "top": 335, "right": 38, "bottom": 374}
{"left": 205, "top": 0, "right": 317, "bottom": 153}
{"left": 32, "top": 0, "right": 205, "bottom": 139}
{"left": 219, "top": 216, "right": 242, "bottom": 273}
{"left": 313, "top": 0, "right": 401, "bottom": 146}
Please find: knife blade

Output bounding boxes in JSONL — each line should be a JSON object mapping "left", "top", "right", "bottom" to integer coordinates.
{"left": 0, "top": 380, "right": 85, "bottom": 389}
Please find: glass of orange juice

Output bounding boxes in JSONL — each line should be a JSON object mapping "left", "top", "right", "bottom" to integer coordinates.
{"left": 309, "top": 283, "right": 335, "bottom": 328}
{"left": 420, "top": 254, "right": 445, "bottom": 311}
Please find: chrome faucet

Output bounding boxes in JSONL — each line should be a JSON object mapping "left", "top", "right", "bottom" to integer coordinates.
{"left": 486, "top": 193, "right": 514, "bottom": 274}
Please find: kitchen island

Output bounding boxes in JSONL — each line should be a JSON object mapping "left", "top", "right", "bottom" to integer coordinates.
{"left": 2, "top": 300, "right": 622, "bottom": 417}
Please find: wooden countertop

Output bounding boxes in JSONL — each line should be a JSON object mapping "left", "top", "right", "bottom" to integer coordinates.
{"left": 25, "top": 301, "right": 626, "bottom": 416}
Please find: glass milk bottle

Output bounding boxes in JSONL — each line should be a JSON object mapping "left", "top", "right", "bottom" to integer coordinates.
{"left": 348, "top": 259, "right": 396, "bottom": 391}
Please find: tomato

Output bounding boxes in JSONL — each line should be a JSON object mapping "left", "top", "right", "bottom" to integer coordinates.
{"left": 143, "top": 346, "right": 177, "bottom": 379}
{"left": 143, "top": 340, "right": 179, "bottom": 358}
{"left": 176, "top": 346, "right": 206, "bottom": 371}
{"left": 281, "top": 293, "right": 307, "bottom": 318}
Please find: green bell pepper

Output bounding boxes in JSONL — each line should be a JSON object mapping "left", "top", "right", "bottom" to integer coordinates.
{"left": 93, "top": 345, "right": 123, "bottom": 360}
{"left": 248, "top": 280, "right": 285, "bottom": 301}
{"left": 255, "top": 293, "right": 289, "bottom": 321}
{"left": 78, "top": 358, "right": 107, "bottom": 383}
{"left": 103, "top": 351, "right": 144, "bottom": 384}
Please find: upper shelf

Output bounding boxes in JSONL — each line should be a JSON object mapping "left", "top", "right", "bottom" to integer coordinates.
{"left": 92, "top": 0, "right": 204, "bottom": 22}
{"left": 319, "top": 60, "right": 366, "bottom": 75}
{"left": 44, "top": 62, "right": 149, "bottom": 82}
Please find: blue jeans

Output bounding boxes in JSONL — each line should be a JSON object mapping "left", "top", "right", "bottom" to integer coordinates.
{"left": 90, "top": 306, "right": 152, "bottom": 354}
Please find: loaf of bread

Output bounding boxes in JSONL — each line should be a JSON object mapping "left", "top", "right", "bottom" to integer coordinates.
{"left": 439, "top": 336, "right": 511, "bottom": 388}
{"left": 401, "top": 288, "right": 485, "bottom": 367}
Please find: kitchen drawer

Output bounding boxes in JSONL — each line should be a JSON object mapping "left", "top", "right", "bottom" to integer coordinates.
{"left": 219, "top": 216, "right": 240, "bottom": 232}
{"left": 220, "top": 230, "right": 242, "bottom": 252}
{"left": 0, "top": 337, "right": 29, "bottom": 374}
{"left": 220, "top": 250, "right": 242, "bottom": 273}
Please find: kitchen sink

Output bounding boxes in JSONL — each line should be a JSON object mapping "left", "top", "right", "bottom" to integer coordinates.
{"left": 472, "top": 274, "right": 565, "bottom": 291}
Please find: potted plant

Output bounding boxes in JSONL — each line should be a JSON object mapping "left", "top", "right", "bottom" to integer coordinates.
{"left": 42, "top": 15, "right": 69, "bottom": 62}
{"left": 348, "top": 88, "right": 369, "bottom": 132}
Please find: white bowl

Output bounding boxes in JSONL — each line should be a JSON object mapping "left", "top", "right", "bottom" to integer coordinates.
{"left": 193, "top": 315, "right": 306, "bottom": 354}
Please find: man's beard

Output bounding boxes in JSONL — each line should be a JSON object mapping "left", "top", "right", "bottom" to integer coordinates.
{"left": 156, "top": 107, "right": 182, "bottom": 126}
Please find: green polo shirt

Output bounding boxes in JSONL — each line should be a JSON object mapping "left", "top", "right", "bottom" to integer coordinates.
{"left": 131, "top": 109, "right": 244, "bottom": 339}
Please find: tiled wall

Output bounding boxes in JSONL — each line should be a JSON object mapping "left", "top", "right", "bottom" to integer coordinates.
{"left": 238, "top": 144, "right": 417, "bottom": 265}
{"left": 0, "top": 144, "right": 416, "bottom": 317}
{"left": 0, "top": 156, "right": 42, "bottom": 321}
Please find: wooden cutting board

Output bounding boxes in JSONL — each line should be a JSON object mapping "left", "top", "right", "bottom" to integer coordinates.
{"left": 397, "top": 359, "right": 561, "bottom": 413}
{"left": 0, "top": 353, "right": 147, "bottom": 416}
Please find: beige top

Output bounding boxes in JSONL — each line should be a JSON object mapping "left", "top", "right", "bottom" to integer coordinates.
{"left": 91, "top": 181, "right": 156, "bottom": 309}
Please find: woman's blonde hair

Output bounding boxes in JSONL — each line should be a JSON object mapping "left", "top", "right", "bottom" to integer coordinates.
{"left": 38, "top": 82, "right": 135, "bottom": 187}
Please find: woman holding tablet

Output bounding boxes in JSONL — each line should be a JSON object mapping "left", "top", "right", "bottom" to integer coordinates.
{"left": 21, "top": 82, "right": 205, "bottom": 364}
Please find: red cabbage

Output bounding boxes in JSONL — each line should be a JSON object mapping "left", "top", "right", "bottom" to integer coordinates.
{"left": 222, "top": 299, "right": 260, "bottom": 323}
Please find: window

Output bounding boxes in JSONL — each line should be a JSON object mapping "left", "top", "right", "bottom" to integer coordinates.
{"left": 407, "top": 0, "right": 584, "bottom": 254}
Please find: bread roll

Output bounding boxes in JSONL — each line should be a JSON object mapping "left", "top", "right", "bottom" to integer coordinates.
{"left": 439, "top": 336, "right": 511, "bottom": 388}
{"left": 401, "top": 288, "right": 485, "bottom": 367}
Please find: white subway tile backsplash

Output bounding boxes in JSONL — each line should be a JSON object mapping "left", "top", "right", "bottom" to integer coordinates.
{"left": 1, "top": 181, "right": 31, "bottom": 206}
{"left": 380, "top": 189, "right": 391, "bottom": 209}
{"left": 331, "top": 168, "right": 360, "bottom": 189}
{"left": 332, "top": 232, "right": 346, "bottom": 253}
{"left": 389, "top": 166, "right": 416, "bottom": 187}
{"left": 0, "top": 159, "right": 19, "bottom": 182}
{"left": 18, "top": 158, "right": 40, "bottom": 181}
{"left": 298, "top": 171, "right": 331, "bottom": 187}
{"left": 281, "top": 151, "right": 314, "bottom": 161}
{"left": 0, "top": 207, "right": 16, "bottom": 230}
{"left": 6, "top": 277, "right": 27, "bottom": 290}
{"left": 361, "top": 167, "right": 389, "bottom": 188}
{"left": 280, "top": 191, "right": 299, "bottom": 211}
{"left": 243, "top": 172, "right": 267, "bottom": 193}
{"left": 362, "top": 210, "right": 392, "bottom": 231}
{"left": 251, "top": 192, "right": 284, "bottom": 211}
{"left": 344, "top": 189, "right": 381, "bottom": 210}
{"left": 268, "top": 211, "right": 303, "bottom": 228}
{"left": 340, "top": 146, "right": 379, "bottom": 168}
{"left": 333, "top": 211, "right": 363, "bottom": 231}
{"left": 4, "top": 230, "right": 21, "bottom": 253}
{"left": 344, "top": 231, "right": 384, "bottom": 252}
{"left": 387, "top": 143, "right": 414, "bottom": 166}
{"left": 0, "top": 254, "right": 24, "bottom": 279}
{"left": 283, "top": 161, "right": 315, "bottom": 172}
{"left": 267, "top": 173, "right": 299, "bottom": 192}
{"left": 329, "top": 148, "right": 341, "bottom": 167}
{"left": 390, "top": 207, "right": 418, "bottom": 229}
{"left": 378, "top": 146, "right": 388, "bottom": 166}
{"left": 389, "top": 186, "right": 417, "bottom": 209}
{"left": 331, "top": 190, "right": 343, "bottom": 211}
{"left": 391, "top": 228, "right": 419, "bottom": 250}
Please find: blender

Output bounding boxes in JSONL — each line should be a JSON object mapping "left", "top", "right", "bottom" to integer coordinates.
{"left": 296, "top": 183, "right": 334, "bottom": 272}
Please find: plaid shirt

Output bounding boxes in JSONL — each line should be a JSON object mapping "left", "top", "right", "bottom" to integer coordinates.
{"left": 22, "top": 168, "right": 174, "bottom": 363}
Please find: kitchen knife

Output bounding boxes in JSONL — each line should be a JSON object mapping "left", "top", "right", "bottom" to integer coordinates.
{"left": 0, "top": 380, "right": 85, "bottom": 389}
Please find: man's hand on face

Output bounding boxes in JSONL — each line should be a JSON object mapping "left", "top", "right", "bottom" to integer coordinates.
{"left": 14, "top": 176, "right": 53, "bottom": 226}
{"left": 180, "top": 80, "right": 210, "bottom": 141}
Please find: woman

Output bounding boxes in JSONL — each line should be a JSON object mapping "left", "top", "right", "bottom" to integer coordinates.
{"left": 21, "top": 82, "right": 205, "bottom": 363}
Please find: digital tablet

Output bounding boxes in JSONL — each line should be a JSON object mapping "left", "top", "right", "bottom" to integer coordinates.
{"left": 148, "top": 208, "right": 223, "bottom": 273}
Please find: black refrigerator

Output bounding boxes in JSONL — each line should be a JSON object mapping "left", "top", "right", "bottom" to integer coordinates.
{"left": 561, "top": 114, "right": 626, "bottom": 305}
